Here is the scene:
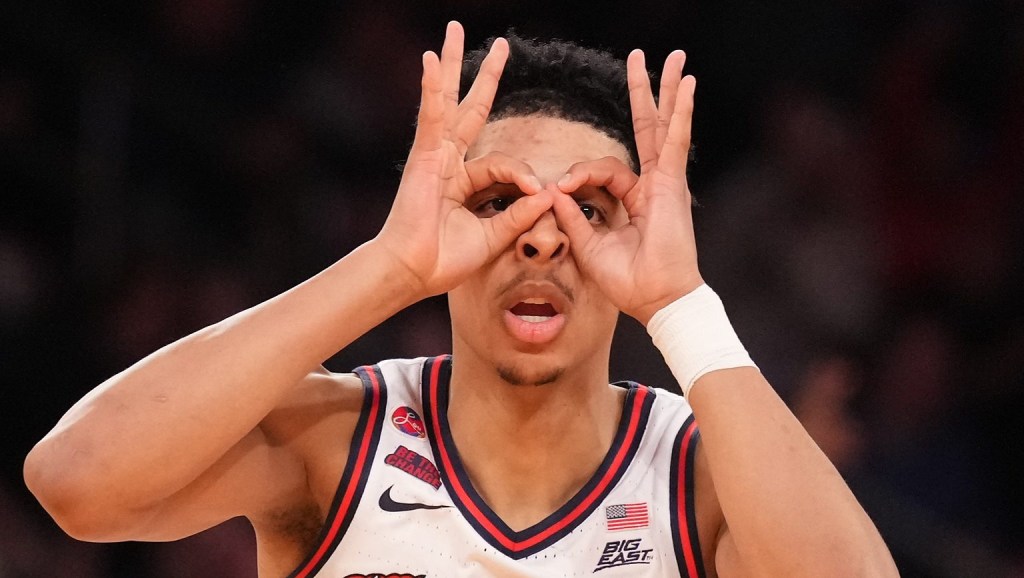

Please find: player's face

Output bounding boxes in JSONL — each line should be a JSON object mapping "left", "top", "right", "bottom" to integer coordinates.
{"left": 449, "top": 115, "right": 631, "bottom": 386}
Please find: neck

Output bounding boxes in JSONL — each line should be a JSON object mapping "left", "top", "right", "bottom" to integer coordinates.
{"left": 446, "top": 351, "right": 625, "bottom": 530}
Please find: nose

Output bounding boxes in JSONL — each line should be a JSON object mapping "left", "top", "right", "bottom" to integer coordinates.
{"left": 516, "top": 210, "right": 568, "bottom": 263}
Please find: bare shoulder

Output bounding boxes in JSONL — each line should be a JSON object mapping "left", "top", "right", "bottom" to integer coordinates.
{"left": 261, "top": 368, "right": 366, "bottom": 499}
{"left": 251, "top": 369, "right": 367, "bottom": 573}
{"left": 262, "top": 368, "right": 366, "bottom": 442}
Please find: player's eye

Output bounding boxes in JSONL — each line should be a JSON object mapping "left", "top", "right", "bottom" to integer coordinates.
{"left": 473, "top": 196, "right": 516, "bottom": 217}
{"left": 579, "top": 202, "right": 606, "bottom": 225}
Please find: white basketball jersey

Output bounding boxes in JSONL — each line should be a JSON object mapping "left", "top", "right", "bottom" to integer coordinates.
{"left": 287, "top": 356, "right": 705, "bottom": 578}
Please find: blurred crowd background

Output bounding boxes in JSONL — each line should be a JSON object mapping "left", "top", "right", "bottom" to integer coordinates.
{"left": 2, "top": 0, "right": 1023, "bottom": 576}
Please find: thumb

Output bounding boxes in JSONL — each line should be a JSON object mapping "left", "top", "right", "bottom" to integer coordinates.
{"left": 550, "top": 190, "right": 597, "bottom": 250}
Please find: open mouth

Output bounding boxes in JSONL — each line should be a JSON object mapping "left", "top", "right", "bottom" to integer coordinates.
{"left": 509, "top": 299, "right": 559, "bottom": 323}
{"left": 499, "top": 282, "right": 570, "bottom": 344}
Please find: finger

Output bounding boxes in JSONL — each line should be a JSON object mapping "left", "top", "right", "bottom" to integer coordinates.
{"left": 453, "top": 37, "right": 509, "bottom": 155}
{"left": 657, "top": 75, "right": 696, "bottom": 179}
{"left": 627, "top": 50, "right": 659, "bottom": 172}
{"left": 411, "top": 51, "right": 444, "bottom": 152}
{"left": 485, "top": 191, "right": 554, "bottom": 251}
{"left": 439, "top": 21, "right": 465, "bottom": 133}
{"left": 465, "top": 151, "right": 543, "bottom": 197}
{"left": 550, "top": 187, "right": 598, "bottom": 251}
{"left": 556, "top": 156, "right": 641, "bottom": 211}
{"left": 656, "top": 50, "right": 685, "bottom": 152}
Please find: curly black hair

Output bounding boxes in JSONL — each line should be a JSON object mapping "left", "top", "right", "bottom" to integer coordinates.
{"left": 461, "top": 33, "right": 640, "bottom": 170}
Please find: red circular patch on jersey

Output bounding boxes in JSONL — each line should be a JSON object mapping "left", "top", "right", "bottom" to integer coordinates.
{"left": 391, "top": 406, "right": 426, "bottom": 439}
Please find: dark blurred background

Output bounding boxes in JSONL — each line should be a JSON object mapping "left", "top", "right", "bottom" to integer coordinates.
{"left": 2, "top": 0, "right": 1023, "bottom": 576}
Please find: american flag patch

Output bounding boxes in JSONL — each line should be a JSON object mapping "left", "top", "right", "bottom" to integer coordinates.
{"left": 605, "top": 503, "right": 649, "bottom": 531}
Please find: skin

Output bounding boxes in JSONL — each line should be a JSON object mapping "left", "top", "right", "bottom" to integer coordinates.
{"left": 446, "top": 115, "right": 634, "bottom": 531}
{"left": 450, "top": 115, "right": 629, "bottom": 386}
{"left": 23, "top": 21, "right": 899, "bottom": 578}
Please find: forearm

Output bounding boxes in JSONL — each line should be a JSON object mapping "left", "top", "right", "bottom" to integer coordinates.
{"left": 25, "top": 240, "right": 420, "bottom": 515}
{"left": 646, "top": 285, "right": 895, "bottom": 575}
{"left": 689, "top": 369, "right": 897, "bottom": 576}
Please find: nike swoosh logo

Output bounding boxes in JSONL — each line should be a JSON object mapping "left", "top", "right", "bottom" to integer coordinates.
{"left": 378, "top": 485, "right": 451, "bottom": 512}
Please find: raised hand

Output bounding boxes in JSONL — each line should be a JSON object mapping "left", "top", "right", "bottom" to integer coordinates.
{"left": 551, "top": 50, "right": 704, "bottom": 325}
{"left": 375, "top": 22, "right": 553, "bottom": 298}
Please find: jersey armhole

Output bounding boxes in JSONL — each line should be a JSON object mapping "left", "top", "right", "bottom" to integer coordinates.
{"left": 287, "top": 365, "right": 389, "bottom": 578}
{"left": 670, "top": 415, "right": 707, "bottom": 578}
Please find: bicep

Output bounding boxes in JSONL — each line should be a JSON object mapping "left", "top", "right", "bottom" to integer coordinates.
{"left": 124, "top": 424, "right": 309, "bottom": 542}
{"left": 119, "top": 369, "right": 364, "bottom": 543}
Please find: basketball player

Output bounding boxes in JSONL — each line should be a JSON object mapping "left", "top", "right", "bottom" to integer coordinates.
{"left": 25, "top": 22, "right": 898, "bottom": 577}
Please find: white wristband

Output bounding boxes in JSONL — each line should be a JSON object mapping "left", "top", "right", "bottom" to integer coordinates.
{"left": 646, "top": 284, "right": 757, "bottom": 398}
